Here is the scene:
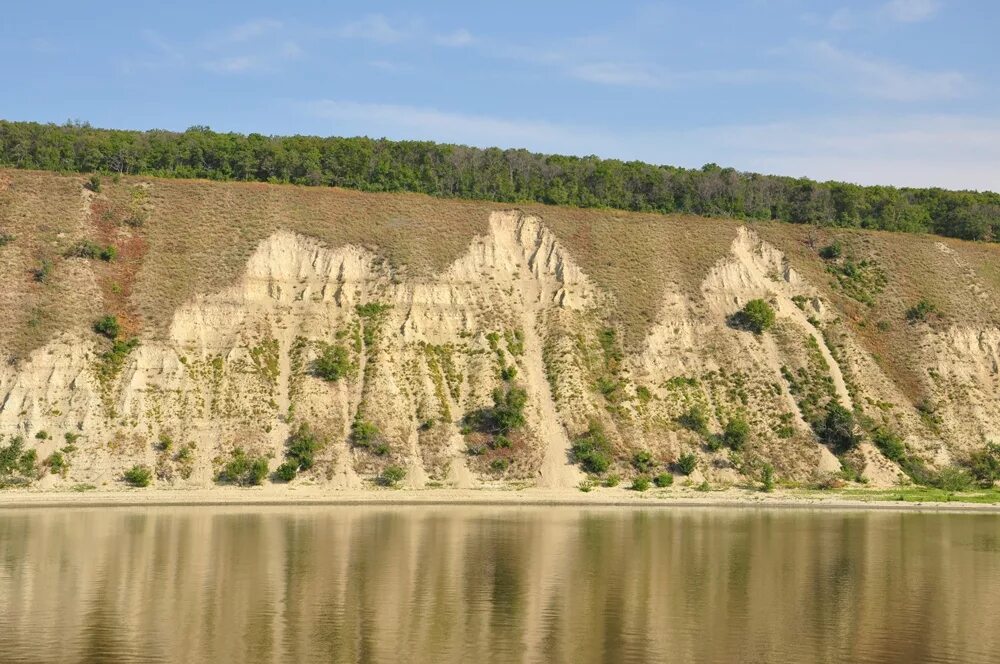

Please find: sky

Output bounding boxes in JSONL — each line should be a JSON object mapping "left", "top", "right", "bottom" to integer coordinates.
{"left": 2, "top": 0, "right": 998, "bottom": 191}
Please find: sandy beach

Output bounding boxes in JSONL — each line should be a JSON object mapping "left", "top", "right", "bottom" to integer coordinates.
{"left": 2, "top": 486, "right": 1000, "bottom": 511}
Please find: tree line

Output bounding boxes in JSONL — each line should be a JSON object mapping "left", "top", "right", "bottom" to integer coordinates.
{"left": 1, "top": 120, "right": 998, "bottom": 242}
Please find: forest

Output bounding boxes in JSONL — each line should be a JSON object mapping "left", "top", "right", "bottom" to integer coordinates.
{"left": 1, "top": 119, "right": 998, "bottom": 242}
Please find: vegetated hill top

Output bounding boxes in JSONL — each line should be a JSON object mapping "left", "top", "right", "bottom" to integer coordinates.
{"left": 2, "top": 166, "right": 999, "bottom": 408}
{"left": 1, "top": 119, "right": 998, "bottom": 243}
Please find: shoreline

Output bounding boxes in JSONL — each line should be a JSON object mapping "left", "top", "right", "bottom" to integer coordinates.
{"left": 2, "top": 487, "right": 1000, "bottom": 512}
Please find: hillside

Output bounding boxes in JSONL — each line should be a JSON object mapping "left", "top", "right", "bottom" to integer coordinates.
{"left": 2, "top": 168, "right": 1000, "bottom": 492}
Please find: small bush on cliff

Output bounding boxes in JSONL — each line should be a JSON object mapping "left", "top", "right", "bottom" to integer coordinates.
{"left": 906, "top": 299, "right": 938, "bottom": 323}
{"left": 93, "top": 315, "right": 121, "bottom": 339}
{"left": 723, "top": 416, "right": 750, "bottom": 451}
{"left": 313, "top": 343, "right": 350, "bottom": 381}
{"left": 732, "top": 299, "right": 776, "bottom": 334}
{"left": 630, "top": 475, "right": 651, "bottom": 492}
{"left": 123, "top": 465, "right": 152, "bottom": 487}
{"left": 350, "top": 416, "right": 380, "bottom": 448}
{"left": 491, "top": 385, "right": 528, "bottom": 433}
{"left": 378, "top": 465, "right": 406, "bottom": 487}
{"left": 820, "top": 403, "right": 859, "bottom": 452}
{"left": 217, "top": 448, "right": 268, "bottom": 486}
{"left": 967, "top": 443, "right": 1000, "bottom": 487}
{"left": 654, "top": 472, "right": 673, "bottom": 488}
{"left": 571, "top": 421, "right": 613, "bottom": 474}
{"left": 677, "top": 452, "right": 698, "bottom": 476}
{"left": 678, "top": 405, "right": 709, "bottom": 436}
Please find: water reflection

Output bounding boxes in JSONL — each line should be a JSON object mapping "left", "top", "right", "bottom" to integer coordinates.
{"left": 1, "top": 507, "right": 998, "bottom": 663}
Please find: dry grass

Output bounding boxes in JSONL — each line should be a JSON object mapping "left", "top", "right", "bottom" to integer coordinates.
{"left": 3, "top": 167, "right": 1000, "bottom": 403}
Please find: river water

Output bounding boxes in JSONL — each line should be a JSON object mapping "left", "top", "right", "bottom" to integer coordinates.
{"left": 0, "top": 506, "right": 998, "bottom": 663}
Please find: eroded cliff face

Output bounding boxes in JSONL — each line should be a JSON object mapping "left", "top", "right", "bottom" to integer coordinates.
{"left": 2, "top": 211, "right": 999, "bottom": 490}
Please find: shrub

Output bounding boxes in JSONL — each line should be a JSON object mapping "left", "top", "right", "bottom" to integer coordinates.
{"left": 820, "top": 403, "right": 859, "bottom": 452}
{"left": 631, "top": 475, "right": 651, "bottom": 492}
{"left": 491, "top": 385, "right": 528, "bottom": 432}
{"left": 678, "top": 405, "right": 709, "bottom": 436}
{"left": 602, "top": 473, "right": 621, "bottom": 487}
{"left": 733, "top": 299, "right": 776, "bottom": 334}
{"left": 67, "top": 240, "right": 116, "bottom": 261}
{"left": 0, "top": 231, "right": 14, "bottom": 247}
{"left": 906, "top": 299, "right": 938, "bottom": 323}
{"left": 313, "top": 343, "right": 350, "bottom": 381}
{"left": 578, "top": 479, "right": 594, "bottom": 493}
{"left": 123, "top": 465, "right": 152, "bottom": 487}
{"left": 34, "top": 430, "right": 49, "bottom": 440}
{"left": 286, "top": 423, "right": 321, "bottom": 470}
{"left": 86, "top": 174, "right": 102, "bottom": 192}
{"left": 499, "top": 364, "right": 518, "bottom": 381}
{"left": 350, "top": 417, "right": 379, "bottom": 448}
{"left": 379, "top": 465, "right": 407, "bottom": 486}
{"left": 33, "top": 258, "right": 53, "bottom": 283}
{"left": 654, "top": 472, "right": 673, "bottom": 488}
{"left": 677, "top": 452, "right": 698, "bottom": 475}
{"left": 275, "top": 461, "right": 298, "bottom": 482}
{"left": 631, "top": 450, "right": 654, "bottom": 473}
{"left": 761, "top": 463, "right": 775, "bottom": 492}
{"left": 933, "top": 466, "right": 973, "bottom": 492}
{"left": 489, "top": 458, "right": 509, "bottom": 472}
{"left": 967, "top": 443, "right": 1000, "bottom": 487}
{"left": 819, "top": 241, "right": 842, "bottom": 260}
{"left": 93, "top": 315, "right": 121, "bottom": 339}
{"left": 492, "top": 434, "right": 512, "bottom": 450}
{"left": 64, "top": 432, "right": 81, "bottom": 444}
{"left": 571, "top": 421, "right": 613, "bottom": 474}
{"left": 217, "top": 448, "right": 268, "bottom": 486}
{"left": 873, "top": 428, "right": 906, "bottom": 463}
{"left": 45, "top": 451, "right": 69, "bottom": 477}
{"left": 156, "top": 433, "right": 173, "bottom": 452}
{"left": 723, "top": 417, "right": 750, "bottom": 451}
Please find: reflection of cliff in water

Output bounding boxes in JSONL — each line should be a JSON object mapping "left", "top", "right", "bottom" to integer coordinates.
{"left": 1, "top": 507, "right": 998, "bottom": 663}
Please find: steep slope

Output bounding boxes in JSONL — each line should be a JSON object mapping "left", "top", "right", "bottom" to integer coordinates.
{"left": 2, "top": 169, "right": 1000, "bottom": 491}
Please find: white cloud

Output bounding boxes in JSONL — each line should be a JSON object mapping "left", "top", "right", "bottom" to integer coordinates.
{"left": 299, "top": 99, "right": 999, "bottom": 191}
{"left": 569, "top": 62, "right": 662, "bottom": 87}
{"left": 204, "top": 56, "right": 258, "bottom": 74}
{"left": 337, "top": 14, "right": 408, "bottom": 44}
{"left": 798, "top": 40, "right": 971, "bottom": 101}
{"left": 434, "top": 29, "right": 475, "bottom": 47}
{"left": 882, "top": 0, "right": 942, "bottom": 23}
{"left": 337, "top": 14, "right": 474, "bottom": 48}
{"left": 219, "top": 19, "right": 284, "bottom": 44}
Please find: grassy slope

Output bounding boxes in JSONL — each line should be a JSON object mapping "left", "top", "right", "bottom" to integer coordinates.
{"left": 2, "top": 168, "right": 1000, "bottom": 407}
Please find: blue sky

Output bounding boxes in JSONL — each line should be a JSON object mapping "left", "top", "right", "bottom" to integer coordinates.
{"left": 2, "top": 0, "right": 998, "bottom": 191}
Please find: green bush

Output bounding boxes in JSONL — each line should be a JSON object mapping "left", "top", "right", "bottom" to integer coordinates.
{"left": 33, "top": 258, "right": 53, "bottom": 284}
{"left": 677, "top": 452, "right": 698, "bottom": 475}
{"left": 873, "top": 428, "right": 906, "bottom": 463}
{"left": 723, "top": 417, "right": 750, "bottom": 451}
{"left": 0, "top": 231, "right": 14, "bottom": 248}
{"left": 217, "top": 448, "right": 268, "bottom": 486}
{"left": 313, "top": 343, "right": 350, "bottom": 381}
{"left": 499, "top": 364, "right": 518, "bottom": 381}
{"left": 350, "top": 417, "right": 379, "bottom": 447}
{"left": 678, "top": 405, "right": 709, "bottom": 436}
{"left": 906, "top": 299, "right": 938, "bottom": 323}
{"left": 93, "top": 315, "right": 121, "bottom": 339}
{"left": 602, "top": 473, "right": 621, "bottom": 487}
{"left": 933, "top": 466, "right": 973, "bottom": 492}
{"left": 491, "top": 385, "right": 528, "bottom": 432}
{"left": 820, "top": 403, "right": 859, "bottom": 452}
{"left": 67, "top": 240, "right": 116, "bottom": 261}
{"left": 967, "top": 443, "right": 1000, "bottom": 487}
{"left": 571, "top": 421, "right": 613, "bottom": 474}
{"left": 34, "top": 430, "right": 49, "bottom": 440}
{"left": 378, "top": 465, "right": 407, "bottom": 486}
{"left": 654, "top": 472, "right": 673, "bottom": 488}
{"left": 64, "top": 432, "right": 81, "bottom": 444}
{"left": 761, "top": 463, "right": 775, "bottom": 492}
{"left": 123, "top": 465, "right": 152, "bottom": 487}
{"left": 286, "top": 422, "right": 321, "bottom": 470}
{"left": 819, "top": 241, "right": 843, "bottom": 260}
{"left": 46, "top": 451, "right": 69, "bottom": 477}
{"left": 631, "top": 450, "right": 654, "bottom": 473}
{"left": 489, "top": 458, "right": 509, "bottom": 472}
{"left": 0, "top": 436, "right": 37, "bottom": 484}
{"left": 733, "top": 299, "right": 776, "bottom": 334}
{"left": 630, "top": 475, "right": 650, "bottom": 492}
{"left": 87, "top": 174, "right": 102, "bottom": 192}
{"left": 275, "top": 461, "right": 298, "bottom": 482}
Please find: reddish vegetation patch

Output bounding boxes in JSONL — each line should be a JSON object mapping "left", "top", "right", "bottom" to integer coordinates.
{"left": 87, "top": 198, "right": 148, "bottom": 336}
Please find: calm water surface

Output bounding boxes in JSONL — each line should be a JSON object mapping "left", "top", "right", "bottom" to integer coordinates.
{"left": 1, "top": 506, "right": 999, "bottom": 663}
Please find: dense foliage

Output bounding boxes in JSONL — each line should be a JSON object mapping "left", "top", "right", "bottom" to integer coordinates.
{"left": 2, "top": 120, "right": 998, "bottom": 242}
